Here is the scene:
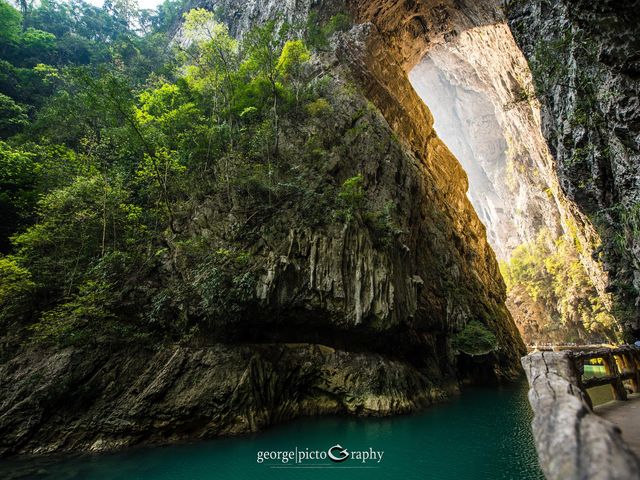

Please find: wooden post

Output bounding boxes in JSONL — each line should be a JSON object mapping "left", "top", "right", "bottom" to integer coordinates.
{"left": 573, "top": 356, "right": 594, "bottom": 410}
{"left": 619, "top": 352, "right": 636, "bottom": 393}
{"left": 632, "top": 350, "right": 640, "bottom": 394}
{"left": 604, "top": 353, "right": 627, "bottom": 401}
{"left": 614, "top": 353, "right": 625, "bottom": 373}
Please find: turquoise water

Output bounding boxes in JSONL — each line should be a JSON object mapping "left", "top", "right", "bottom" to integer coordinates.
{"left": 1, "top": 381, "right": 543, "bottom": 480}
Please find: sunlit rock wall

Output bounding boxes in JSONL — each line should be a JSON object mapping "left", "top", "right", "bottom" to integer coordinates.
{"left": 187, "top": 0, "right": 631, "bottom": 344}
{"left": 507, "top": 0, "right": 640, "bottom": 335}
{"left": 351, "top": 0, "right": 624, "bottom": 343}
{"left": 184, "top": 0, "right": 528, "bottom": 368}
{"left": 409, "top": 29, "right": 564, "bottom": 262}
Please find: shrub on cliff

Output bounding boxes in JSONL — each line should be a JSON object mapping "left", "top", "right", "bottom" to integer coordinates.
{"left": 0, "top": 256, "right": 34, "bottom": 326}
{"left": 452, "top": 321, "right": 498, "bottom": 356}
{"left": 500, "top": 229, "right": 618, "bottom": 343}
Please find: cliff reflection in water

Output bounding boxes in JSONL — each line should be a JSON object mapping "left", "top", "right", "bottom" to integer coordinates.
{"left": 0, "top": 381, "right": 543, "bottom": 480}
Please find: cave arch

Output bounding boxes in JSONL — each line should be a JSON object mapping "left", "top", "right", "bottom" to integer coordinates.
{"left": 343, "top": 0, "right": 615, "bottom": 343}
{"left": 197, "top": 0, "right": 619, "bottom": 344}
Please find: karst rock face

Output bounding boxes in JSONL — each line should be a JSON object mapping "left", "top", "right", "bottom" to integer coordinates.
{"left": 199, "top": 0, "right": 639, "bottom": 340}
{"left": 188, "top": 0, "right": 527, "bottom": 370}
{"left": 2, "top": 0, "right": 637, "bottom": 457}
{"left": 172, "top": 0, "right": 528, "bottom": 367}
{"left": 506, "top": 0, "right": 640, "bottom": 334}
{"left": 340, "top": 0, "right": 639, "bottom": 339}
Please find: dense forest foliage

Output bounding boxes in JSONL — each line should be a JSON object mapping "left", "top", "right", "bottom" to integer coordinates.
{"left": 500, "top": 229, "right": 617, "bottom": 343}
{"left": 0, "top": 0, "right": 180, "bottom": 250}
{"left": 2, "top": 0, "right": 617, "bottom": 353}
{"left": 0, "top": 0, "right": 357, "bottom": 350}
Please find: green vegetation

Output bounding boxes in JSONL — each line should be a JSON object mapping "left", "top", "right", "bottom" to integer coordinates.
{"left": 337, "top": 174, "right": 365, "bottom": 220}
{"left": 531, "top": 24, "right": 636, "bottom": 334}
{"left": 452, "top": 320, "right": 498, "bottom": 356}
{"left": 500, "top": 229, "right": 617, "bottom": 343}
{"left": 613, "top": 203, "right": 640, "bottom": 253}
{"left": 335, "top": 174, "right": 401, "bottom": 247}
{"left": 593, "top": 203, "right": 640, "bottom": 328}
{"left": 0, "top": 2, "right": 394, "bottom": 346}
{"left": 0, "top": 256, "right": 34, "bottom": 322}
{"left": 305, "top": 11, "right": 350, "bottom": 51}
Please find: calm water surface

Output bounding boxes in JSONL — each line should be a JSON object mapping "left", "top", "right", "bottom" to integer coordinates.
{"left": 1, "top": 381, "right": 543, "bottom": 480}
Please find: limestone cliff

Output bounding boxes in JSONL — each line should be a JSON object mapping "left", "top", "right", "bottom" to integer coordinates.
{"left": 506, "top": 0, "right": 640, "bottom": 335}
{"left": 0, "top": 0, "right": 526, "bottom": 457}
{"left": 406, "top": 9, "right": 618, "bottom": 344}
{"left": 0, "top": 345, "right": 447, "bottom": 456}
{"left": 348, "top": 0, "right": 630, "bottom": 343}
{"left": 181, "top": 0, "right": 527, "bottom": 373}
{"left": 4, "top": 0, "right": 637, "bottom": 459}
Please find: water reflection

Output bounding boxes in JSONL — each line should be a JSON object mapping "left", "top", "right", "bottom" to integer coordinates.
{"left": 0, "top": 382, "right": 543, "bottom": 480}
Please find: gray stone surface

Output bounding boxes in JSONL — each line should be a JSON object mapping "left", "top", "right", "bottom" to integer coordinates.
{"left": 0, "top": 344, "right": 452, "bottom": 457}
{"left": 596, "top": 394, "right": 640, "bottom": 459}
{"left": 507, "top": 0, "right": 640, "bottom": 332}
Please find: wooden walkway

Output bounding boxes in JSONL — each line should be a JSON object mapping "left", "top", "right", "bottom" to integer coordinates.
{"left": 596, "top": 393, "right": 640, "bottom": 458}
{"left": 571, "top": 347, "right": 640, "bottom": 458}
{"left": 522, "top": 348, "right": 640, "bottom": 480}
{"left": 566, "top": 346, "right": 640, "bottom": 407}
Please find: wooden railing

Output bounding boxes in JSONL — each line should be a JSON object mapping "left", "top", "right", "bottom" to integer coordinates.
{"left": 529, "top": 343, "right": 614, "bottom": 352}
{"left": 570, "top": 346, "right": 640, "bottom": 406}
{"left": 522, "top": 349, "right": 640, "bottom": 479}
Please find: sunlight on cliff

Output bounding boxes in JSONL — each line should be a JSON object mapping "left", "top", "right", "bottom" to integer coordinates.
{"left": 410, "top": 54, "right": 514, "bottom": 261}
{"left": 408, "top": 24, "right": 618, "bottom": 345}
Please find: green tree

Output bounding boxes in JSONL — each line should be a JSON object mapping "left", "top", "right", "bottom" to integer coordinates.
{"left": 337, "top": 174, "right": 365, "bottom": 221}
{"left": 243, "top": 20, "right": 289, "bottom": 155}
{"left": 0, "top": 1, "right": 22, "bottom": 49}
{"left": 501, "top": 229, "right": 617, "bottom": 341}
{"left": 0, "top": 255, "right": 34, "bottom": 325}
{"left": 0, "top": 141, "right": 80, "bottom": 251}
{"left": 0, "top": 93, "right": 28, "bottom": 137}
{"left": 11, "top": 174, "right": 146, "bottom": 301}
{"left": 277, "top": 39, "right": 310, "bottom": 104}
{"left": 183, "top": 9, "right": 239, "bottom": 145}
{"left": 305, "top": 12, "right": 350, "bottom": 51}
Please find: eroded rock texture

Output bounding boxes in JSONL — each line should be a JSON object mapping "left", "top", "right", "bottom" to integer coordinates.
{"left": 507, "top": 0, "right": 640, "bottom": 333}
{"left": 0, "top": 0, "right": 527, "bottom": 457}
{"left": 4, "top": 0, "right": 638, "bottom": 459}
{"left": 410, "top": 25, "right": 564, "bottom": 262}
{"left": 0, "top": 345, "right": 452, "bottom": 456}
{"left": 357, "top": 0, "right": 636, "bottom": 342}
{"left": 408, "top": 16, "right": 617, "bottom": 344}
{"left": 178, "top": 0, "right": 528, "bottom": 373}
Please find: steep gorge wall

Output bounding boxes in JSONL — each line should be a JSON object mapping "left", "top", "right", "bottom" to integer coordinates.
{"left": 407, "top": 19, "right": 616, "bottom": 343}
{"left": 346, "top": 0, "right": 634, "bottom": 342}
{"left": 3, "top": 0, "right": 635, "bottom": 458}
{"left": 4, "top": 0, "right": 637, "bottom": 460}
{"left": 188, "top": 0, "right": 526, "bottom": 369}
{"left": 506, "top": 0, "right": 640, "bottom": 335}
{"left": 410, "top": 26, "right": 564, "bottom": 262}
{"left": 0, "top": 0, "right": 528, "bottom": 458}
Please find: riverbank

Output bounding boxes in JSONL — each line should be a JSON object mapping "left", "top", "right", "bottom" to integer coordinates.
{"left": 0, "top": 343, "right": 463, "bottom": 458}
{"left": 0, "top": 381, "right": 542, "bottom": 480}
